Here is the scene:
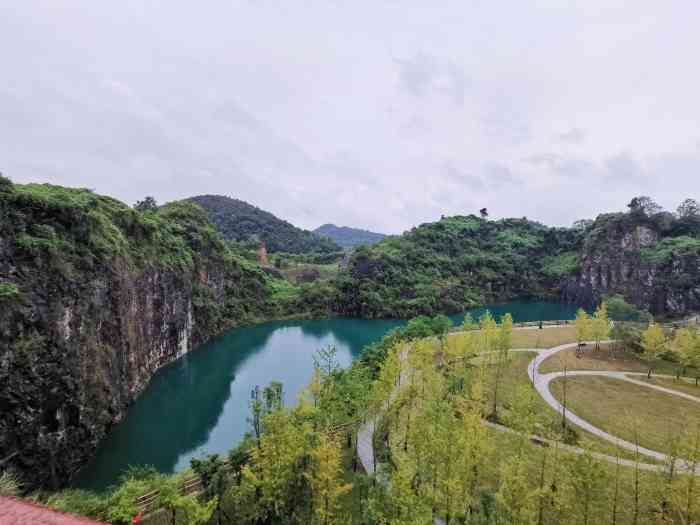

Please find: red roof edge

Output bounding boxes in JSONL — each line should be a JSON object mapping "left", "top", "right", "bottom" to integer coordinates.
{"left": 0, "top": 495, "right": 110, "bottom": 524}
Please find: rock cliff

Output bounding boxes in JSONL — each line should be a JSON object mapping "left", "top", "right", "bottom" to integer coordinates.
{"left": 0, "top": 179, "right": 273, "bottom": 489}
{"left": 562, "top": 212, "right": 700, "bottom": 315}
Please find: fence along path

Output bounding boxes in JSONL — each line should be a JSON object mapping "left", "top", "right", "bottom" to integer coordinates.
{"left": 135, "top": 419, "right": 360, "bottom": 521}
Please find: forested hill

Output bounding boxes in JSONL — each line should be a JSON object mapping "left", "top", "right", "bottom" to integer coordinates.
{"left": 313, "top": 223, "right": 386, "bottom": 249}
{"left": 334, "top": 215, "right": 583, "bottom": 318}
{"left": 334, "top": 198, "right": 700, "bottom": 319}
{"left": 188, "top": 195, "right": 341, "bottom": 254}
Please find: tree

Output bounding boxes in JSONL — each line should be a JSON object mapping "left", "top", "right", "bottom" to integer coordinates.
{"left": 628, "top": 196, "right": 662, "bottom": 216}
{"left": 590, "top": 302, "right": 610, "bottom": 351}
{"left": 669, "top": 425, "right": 700, "bottom": 525}
{"left": 641, "top": 323, "right": 667, "bottom": 378}
{"left": 490, "top": 314, "right": 512, "bottom": 420}
{"left": 605, "top": 294, "right": 652, "bottom": 323}
{"left": 672, "top": 328, "right": 700, "bottom": 384}
{"left": 134, "top": 196, "right": 158, "bottom": 212}
{"left": 314, "top": 345, "right": 340, "bottom": 378}
{"left": 307, "top": 433, "right": 352, "bottom": 525}
{"left": 574, "top": 309, "right": 592, "bottom": 354}
{"left": 677, "top": 198, "right": 700, "bottom": 219}
{"left": 431, "top": 314, "right": 454, "bottom": 351}
{"left": 573, "top": 219, "right": 593, "bottom": 231}
{"left": 480, "top": 208, "right": 489, "bottom": 219}
{"left": 562, "top": 451, "right": 607, "bottom": 525}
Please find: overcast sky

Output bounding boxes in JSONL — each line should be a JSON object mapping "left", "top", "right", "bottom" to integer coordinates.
{"left": 1, "top": 1, "right": 699, "bottom": 233}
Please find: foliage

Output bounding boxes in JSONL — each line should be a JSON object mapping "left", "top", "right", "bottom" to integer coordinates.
{"left": 574, "top": 309, "right": 592, "bottom": 344}
{"left": 605, "top": 295, "right": 652, "bottom": 323}
{"left": 0, "top": 470, "right": 21, "bottom": 496}
{"left": 188, "top": 194, "right": 341, "bottom": 254}
{"left": 541, "top": 251, "right": 580, "bottom": 279}
{"left": 133, "top": 196, "right": 158, "bottom": 212}
{"left": 335, "top": 215, "right": 584, "bottom": 318}
{"left": 0, "top": 282, "right": 21, "bottom": 302}
{"left": 641, "top": 235, "right": 700, "bottom": 265}
{"left": 640, "top": 323, "right": 668, "bottom": 377}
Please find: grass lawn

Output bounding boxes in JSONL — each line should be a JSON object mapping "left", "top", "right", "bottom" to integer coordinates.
{"left": 550, "top": 375, "right": 700, "bottom": 454}
{"left": 510, "top": 325, "right": 578, "bottom": 349}
{"left": 628, "top": 375, "right": 700, "bottom": 399}
{"left": 539, "top": 345, "right": 679, "bottom": 376}
{"left": 280, "top": 263, "right": 338, "bottom": 282}
{"left": 447, "top": 325, "right": 578, "bottom": 352}
{"left": 472, "top": 351, "right": 651, "bottom": 461}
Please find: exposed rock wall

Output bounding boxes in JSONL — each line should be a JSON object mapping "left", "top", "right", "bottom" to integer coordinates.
{"left": 562, "top": 216, "right": 700, "bottom": 315}
{"left": 0, "top": 254, "right": 228, "bottom": 489}
{"left": 0, "top": 182, "right": 272, "bottom": 489}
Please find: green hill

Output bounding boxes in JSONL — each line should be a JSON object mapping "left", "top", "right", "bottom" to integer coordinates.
{"left": 188, "top": 195, "right": 341, "bottom": 254}
{"left": 313, "top": 223, "right": 386, "bottom": 249}
{"left": 334, "top": 215, "right": 583, "bottom": 318}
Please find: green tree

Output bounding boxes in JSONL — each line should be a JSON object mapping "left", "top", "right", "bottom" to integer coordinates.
{"left": 562, "top": 451, "right": 607, "bottom": 525}
{"left": 134, "top": 196, "right": 158, "bottom": 212}
{"left": 590, "top": 302, "right": 610, "bottom": 351}
{"left": 574, "top": 309, "right": 592, "bottom": 349}
{"left": 673, "top": 328, "right": 700, "bottom": 384}
{"left": 307, "top": 433, "right": 352, "bottom": 525}
{"left": 490, "top": 314, "right": 513, "bottom": 420}
{"left": 641, "top": 323, "right": 667, "bottom": 378}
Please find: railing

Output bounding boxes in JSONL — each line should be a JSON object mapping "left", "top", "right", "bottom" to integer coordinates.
{"left": 134, "top": 419, "right": 361, "bottom": 519}
{"left": 449, "top": 319, "right": 571, "bottom": 333}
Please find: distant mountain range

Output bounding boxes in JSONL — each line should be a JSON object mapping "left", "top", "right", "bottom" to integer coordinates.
{"left": 313, "top": 223, "right": 386, "bottom": 249}
{"left": 188, "top": 195, "right": 341, "bottom": 254}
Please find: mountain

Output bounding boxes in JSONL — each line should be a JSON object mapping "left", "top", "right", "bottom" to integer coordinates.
{"left": 188, "top": 195, "right": 341, "bottom": 254}
{"left": 0, "top": 178, "right": 285, "bottom": 489}
{"left": 313, "top": 223, "right": 386, "bottom": 249}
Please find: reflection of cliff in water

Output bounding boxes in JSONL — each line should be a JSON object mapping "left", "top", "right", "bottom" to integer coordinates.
{"left": 75, "top": 303, "right": 579, "bottom": 491}
{"left": 74, "top": 323, "right": 279, "bottom": 488}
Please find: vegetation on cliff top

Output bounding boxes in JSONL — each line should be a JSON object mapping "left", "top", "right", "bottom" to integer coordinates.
{"left": 334, "top": 215, "right": 583, "bottom": 318}
{"left": 188, "top": 194, "right": 342, "bottom": 254}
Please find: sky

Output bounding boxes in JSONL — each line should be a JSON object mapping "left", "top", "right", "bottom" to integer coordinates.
{"left": 1, "top": 1, "right": 699, "bottom": 234}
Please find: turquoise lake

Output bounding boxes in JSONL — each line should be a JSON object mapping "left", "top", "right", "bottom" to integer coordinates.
{"left": 75, "top": 301, "right": 579, "bottom": 490}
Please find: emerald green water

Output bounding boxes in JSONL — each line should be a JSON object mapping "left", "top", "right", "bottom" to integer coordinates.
{"left": 74, "top": 301, "right": 578, "bottom": 490}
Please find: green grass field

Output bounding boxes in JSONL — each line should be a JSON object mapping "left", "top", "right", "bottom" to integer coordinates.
{"left": 550, "top": 375, "right": 700, "bottom": 454}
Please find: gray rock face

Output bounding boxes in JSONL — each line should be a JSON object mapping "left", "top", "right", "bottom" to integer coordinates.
{"left": 0, "top": 252, "right": 228, "bottom": 489}
{"left": 562, "top": 219, "right": 700, "bottom": 315}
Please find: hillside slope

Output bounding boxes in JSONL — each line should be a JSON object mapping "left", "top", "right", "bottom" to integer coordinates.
{"left": 334, "top": 204, "right": 700, "bottom": 319}
{"left": 313, "top": 223, "right": 386, "bottom": 249}
{"left": 188, "top": 195, "right": 341, "bottom": 254}
{"left": 334, "top": 215, "right": 583, "bottom": 318}
{"left": 0, "top": 178, "right": 282, "bottom": 489}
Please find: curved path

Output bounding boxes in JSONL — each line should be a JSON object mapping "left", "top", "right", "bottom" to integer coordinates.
{"left": 529, "top": 341, "right": 700, "bottom": 470}
{"left": 360, "top": 341, "right": 700, "bottom": 478}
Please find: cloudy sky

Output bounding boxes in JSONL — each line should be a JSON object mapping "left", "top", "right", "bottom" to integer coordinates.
{"left": 1, "top": 1, "right": 699, "bottom": 233}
